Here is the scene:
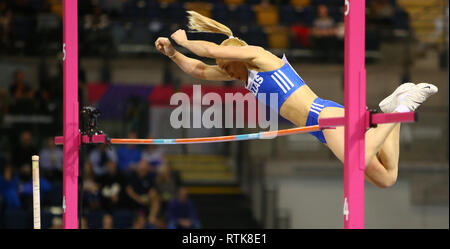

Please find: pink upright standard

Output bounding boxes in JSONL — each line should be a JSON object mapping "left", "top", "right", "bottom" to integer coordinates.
{"left": 62, "top": 0, "right": 79, "bottom": 229}
{"left": 344, "top": 0, "right": 366, "bottom": 229}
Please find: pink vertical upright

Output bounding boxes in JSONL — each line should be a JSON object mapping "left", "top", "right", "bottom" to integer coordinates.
{"left": 62, "top": 0, "right": 79, "bottom": 229}
{"left": 343, "top": 0, "right": 366, "bottom": 229}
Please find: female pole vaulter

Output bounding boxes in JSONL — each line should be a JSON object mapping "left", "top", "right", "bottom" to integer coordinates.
{"left": 155, "top": 11, "right": 438, "bottom": 188}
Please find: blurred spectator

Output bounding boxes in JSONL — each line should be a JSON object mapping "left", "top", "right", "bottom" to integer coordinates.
{"left": 102, "top": 213, "right": 114, "bottom": 229}
{"left": 50, "top": 217, "right": 63, "bottom": 229}
{"left": 10, "top": 130, "right": 37, "bottom": 179}
{"left": 9, "top": 66, "right": 51, "bottom": 114}
{"left": 155, "top": 160, "right": 181, "bottom": 208}
{"left": 335, "top": 16, "right": 345, "bottom": 40}
{"left": 0, "top": 1, "right": 12, "bottom": 52}
{"left": 124, "top": 97, "right": 149, "bottom": 139}
{"left": 39, "top": 137, "right": 63, "bottom": 182}
{"left": 131, "top": 211, "right": 148, "bottom": 229}
{"left": 8, "top": 69, "right": 42, "bottom": 120}
{"left": 32, "top": 63, "right": 54, "bottom": 114}
{"left": 82, "top": 162, "right": 101, "bottom": 210}
{"left": 153, "top": 159, "right": 181, "bottom": 228}
{"left": 125, "top": 160, "right": 159, "bottom": 219}
{"left": 291, "top": 21, "right": 311, "bottom": 49}
{"left": 81, "top": 217, "right": 89, "bottom": 229}
{"left": 368, "top": 0, "right": 395, "bottom": 27}
{"left": 9, "top": 70, "right": 33, "bottom": 103}
{"left": 311, "top": 4, "right": 337, "bottom": 62}
{"left": 0, "top": 164, "right": 21, "bottom": 209}
{"left": 141, "top": 144, "right": 165, "bottom": 169}
{"left": 167, "top": 187, "right": 200, "bottom": 229}
{"left": 89, "top": 144, "right": 117, "bottom": 177}
{"left": 312, "top": 5, "right": 336, "bottom": 37}
{"left": 19, "top": 173, "right": 52, "bottom": 210}
{"left": 82, "top": 5, "right": 113, "bottom": 55}
{"left": 83, "top": 6, "right": 110, "bottom": 31}
{"left": 0, "top": 87, "right": 9, "bottom": 116}
{"left": 116, "top": 131, "right": 142, "bottom": 172}
{"left": 96, "top": 160, "right": 126, "bottom": 212}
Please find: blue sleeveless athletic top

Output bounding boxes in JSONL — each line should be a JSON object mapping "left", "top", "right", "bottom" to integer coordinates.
{"left": 246, "top": 54, "right": 305, "bottom": 111}
{"left": 245, "top": 54, "right": 344, "bottom": 144}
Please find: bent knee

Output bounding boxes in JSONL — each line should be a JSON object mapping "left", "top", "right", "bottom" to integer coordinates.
{"left": 375, "top": 174, "right": 397, "bottom": 188}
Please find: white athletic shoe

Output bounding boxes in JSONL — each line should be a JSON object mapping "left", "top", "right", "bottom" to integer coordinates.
{"left": 398, "top": 83, "right": 438, "bottom": 111}
{"left": 379, "top": 83, "right": 416, "bottom": 113}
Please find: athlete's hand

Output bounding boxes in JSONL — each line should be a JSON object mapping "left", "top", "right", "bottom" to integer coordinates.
{"left": 155, "top": 37, "right": 176, "bottom": 58}
{"left": 171, "top": 29, "right": 188, "bottom": 46}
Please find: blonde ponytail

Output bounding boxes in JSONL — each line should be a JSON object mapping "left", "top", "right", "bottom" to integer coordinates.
{"left": 186, "top": 10, "right": 248, "bottom": 47}
{"left": 187, "top": 10, "right": 233, "bottom": 37}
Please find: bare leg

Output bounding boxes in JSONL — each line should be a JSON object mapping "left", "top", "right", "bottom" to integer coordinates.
{"left": 364, "top": 123, "right": 401, "bottom": 188}
{"left": 320, "top": 108, "right": 401, "bottom": 188}
{"left": 370, "top": 124, "right": 400, "bottom": 174}
{"left": 364, "top": 122, "right": 398, "bottom": 168}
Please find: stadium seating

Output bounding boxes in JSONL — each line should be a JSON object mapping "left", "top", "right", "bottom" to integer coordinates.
{"left": 254, "top": 3, "right": 279, "bottom": 27}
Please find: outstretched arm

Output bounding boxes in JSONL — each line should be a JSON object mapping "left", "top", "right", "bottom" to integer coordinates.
{"left": 155, "top": 37, "right": 233, "bottom": 81}
{"left": 170, "top": 29, "right": 263, "bottom": 61}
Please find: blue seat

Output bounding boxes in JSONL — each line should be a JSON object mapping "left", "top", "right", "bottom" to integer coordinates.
{"left": 85, "top": 210, "right": 105, "bottom": 229}
{"left": 232, "top": 4, "right": 255, "bottom": 26}
{"left": 147, "top": 1, "right": 163, "bottom": 20}
{"left": 279, "top": 5, "right": 297, "bottom": 25}
{"left": 45, "top": 181, "right": 62, "bottom": 207}
{"left": 212, "top": 3, "right": 231, "bottom": 24}
{"left": 393, "top": 8, "right": 410, "bottom": 30}
{"left": 122, "top": 0, "right": 140, "bottom": 21}
{"left": 164, "top": 3, "right": 186, "bottom": 23}
{"left": 246, "top": 26, "right": 267, "bottom": 47}
{"left": 302, "top": 6, "right": 316, "bottom": 26}
{"left": 112, "top": 209, "right": 133, "bottom": 229}
{"left": 4, "top": 209, "right": 30, "bottom": 229}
